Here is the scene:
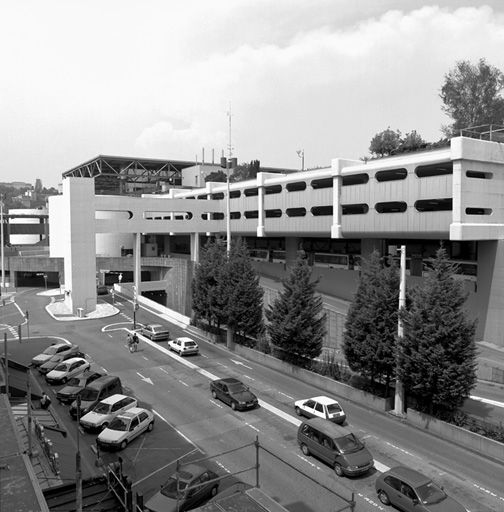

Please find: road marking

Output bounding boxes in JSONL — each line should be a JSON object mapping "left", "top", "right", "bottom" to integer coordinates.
{"left": 215, "top": 460, "right": 231, "bottom": 473}
{"left": 470, "top": 395, "right": 504, "bottom": 409}
{"left": 357, "top": 493, "right": 386, "bottom": 510}
{"left": 142, "top": 356, "right": 149, "bottom": 361}
{"left": 209, "top": 399, "right": 223, "bottom": 408}
{"left": 230, "top": 359, "right": 253, "bottom": 369}
{"left": 242, "top": 374, "right": 255, "bottom": 381}
{"left": 136, "top": 372, "right": 153, "bottom": 385}
{"left": 179, "top": 380, "right": 189, "bottom": 387}
{"left": 278, "top": 391, "right": 293, "bottom": 400}
{"left": 159, "top": 367, "right": 171, "bottom": 376}
{"left": 246, "top": 422, "right": 260, "bottom": 432}
{"left": 152, "top": 409, "right": 199, "bottom": 448}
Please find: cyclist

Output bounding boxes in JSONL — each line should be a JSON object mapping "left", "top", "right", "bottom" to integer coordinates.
{"left": 128, "top": 332, "right": 139, "bottom": 352}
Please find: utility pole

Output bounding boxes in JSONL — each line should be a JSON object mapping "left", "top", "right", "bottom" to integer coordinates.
{"left": 3, "top": 333, "right": 8, "bottom": 399}
{"left": 394, "top": 245, "right": 406, "bottom": 416}
{"left": 27, "top": 368, "right": 32, "bottom": 457}
{"left": 75, "top": 395, "right": 82, "bottom": 512}
{"left": 0, "top": 194, "right": 5, "bottom": 295}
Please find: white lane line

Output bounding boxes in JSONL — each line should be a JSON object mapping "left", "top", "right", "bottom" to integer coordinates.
{"left": 470, "top": 395, "right": 504, "bottom": 408}
{"left": 152, "top": 409, "right": 199, "bottom": 448}
{"left": 278, "top": 391, "right": 293, "bottom": 400}
{"left": 179, "top": 380, "right": 189, "bottom": 387}
{"left": 209, "top": 400, "right": 223, "bottom": 408}
{"left": 242, "top": 374, "right": 255, "bottom": 381}
{"left": 159, "top": 367, "right": 170, "bottom": 375}
{"left": 142, "top": 356, "right": 149, "bottom": 361}
{"left": 246, "top": 423, "right": 260, "bottom": 432}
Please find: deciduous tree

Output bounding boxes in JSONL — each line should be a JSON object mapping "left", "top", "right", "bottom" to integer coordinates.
{"left": 369, "top": 128, "right": 402, "bottom": 157}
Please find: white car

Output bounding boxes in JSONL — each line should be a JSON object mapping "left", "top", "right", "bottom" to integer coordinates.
{"left": 168, "top": 337, "right": 199, "bottom": 356}
{"left": 31, "top": 343, "right": 78, "bottom": 367}
{"left": 294, "top": 396, "right": 346, "bottom": 424}
{"left": 97, "top": 407, "right": 154, "bottom": 450}
{"left": 45, "top": 357, "right": 90, "bottom": 385}
{"left": 79, "top": 394, "right": 137, "bottom": 432}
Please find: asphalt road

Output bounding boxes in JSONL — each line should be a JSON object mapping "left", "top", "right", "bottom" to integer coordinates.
{"left": 2, "top": 288, "right": 504, "bottom": 511}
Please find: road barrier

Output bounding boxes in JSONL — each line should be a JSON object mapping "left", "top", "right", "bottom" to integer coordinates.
{"left": 33, "top": 418, "right": 60, "bottom": 475}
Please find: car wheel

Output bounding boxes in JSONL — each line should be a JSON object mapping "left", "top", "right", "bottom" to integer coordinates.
{"left": 377, "top": 490, "right": 390, "bottom": 505}
{"left": 147, "top": 421, "right": 154, "bottom": 432}
{"left": 295, "top": 406, "right": 302, "bottom": 416}
{"left": 211, "top": 390, "right": 217, "bottom": 399}
{"left": 61, "top": 377, "right": 67, "bottom": 384}
{"left": 210, "top": 485, "right": 218, "bottom": 497}
{"left": 231, "top": 401, "right": 237, "bottom": 410}
{"left": 300, "top": 444, "right": 310, "bottom": 456}
{"left": 334, "top": 464, "right": 344, "bottom": 477}
{"left": 120, "top": 440, "right": 127, "bottom": 450}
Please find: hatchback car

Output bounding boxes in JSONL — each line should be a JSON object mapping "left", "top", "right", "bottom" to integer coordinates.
{"left": 294, "top": 396, "right": 346, "bottom": 424}
{"left": 96, "top": 284, "right": 109, "bottom": 295}
{"left": 56, "top": 371, "right": 103, "bottom": 404}
{"left": 168, "top": 337, "right": 199, "bottom": 356}
{"left": 210, "top": 378, "right": 258, "bottom": 410}
{"left": 45, "top": 357, "right": 90, "bottom": 385}
{"left": 141, "top": 324, "right": 170, "bottom": 341}
{"left": 79, "top": 394, "right": 137, "bottom": 432}
{"left": 144, "top": 464, "right": 219, "bottom": 512}
{"left": 375, "top": 466, "right": 467, "bottom": 512}
{"left": 31, "top": 343, "right": 78, "bottom": 367}
{"left": 38, "top": 349, "right": 84, "bottom": 375}
{"left": 97, "top": 407, "right": 154, "bottom": 450}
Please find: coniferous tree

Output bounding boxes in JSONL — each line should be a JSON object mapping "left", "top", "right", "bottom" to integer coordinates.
{"left": 222, "top": 239, "right": 264, "bottom": 341}
{"left": 398, "top": 247, "right": 477, "bottom": 415}
{"left": 343, "top": 251, "right": 399, "bottom": 392}
{"left": 191, "top": 238, "right": 227, "bottom": 329}
{"left": 266, "top": 257, "right": 326, "bottom": 368}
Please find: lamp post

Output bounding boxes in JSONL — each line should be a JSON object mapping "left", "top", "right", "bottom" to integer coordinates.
{"left": 296, "top": 149, "right": 305, "bottom": 171}
{"left": 394, "top": 245, "right": 406, "bottom": 416}
{"left": 0, "top": 194, "right": 5, "bottom": 294}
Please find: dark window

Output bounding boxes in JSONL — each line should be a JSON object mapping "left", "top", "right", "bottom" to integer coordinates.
{"left": 375, "top": 201, "right": 407, "bottom": 213}
{"left": 213, "top": 212, "right": 225, "bottom": 220}
{"left": 230, "top": 190, "right": 241, "bottom": 198}
{"left": 314, "top": 402, "right": 324, "bottom": 413}
{"left": 286, "top": 207, "right": 306, "bottom": 217}
{"left": 342, "top": 173, "right": 369, "bottom": 186}
{"left": 466, "top": 170, "right": 493, "bottom": 179}
{"left": 211, "top": 192, "right": 224, "bottom": 200}
{"left": 230, "top": 212, "right": 241, "bottom": 219}
{"left": 311, "top": 178, "right": 333, "bottom": 189}
{"left": 265, "top": 209, "right": 282, "bottom": 218}
{"left": 265, "top": 185, "right": 282, "bottom": 194}
{"left": 287, "top": 181, "right": 306, "bottom": 192}
{"left": 311, "top": 206, "right": 333, "bottom": 216}
{"left": 201, "top": 213, "right": 209, "bottom": 220}
{"left": 342, "top": 203, "right": 369, "bottom": 215}
{"left": 197, "top": 194, "right": 207, "bottom": 199}
{"left": 415, "top": 163, "right": 453, "bottom": 177}
{"left": 415, "top": 198, "right": 452, "bottom": 212}
{"left": 466, "top": 207, "right": 492, "bottom": 215}
{"left": 244, "top": 210, "right": 259, "bottom": 219}
{"left": 384, "top": 476, "right": 402, "bottom": 491}
{"left": 185, "top": 196, "right": 195, "bottom": 200}
{"left": 375, "top": 168, "right": 407, "bottom": 182}
{"left": 244, "top": 188, "right": 258, "bottom": 196}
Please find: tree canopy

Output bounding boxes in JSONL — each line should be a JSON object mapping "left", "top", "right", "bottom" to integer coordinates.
{"left": 266, "top": 257, "right": 326, "bottom": 368}
{"left": 343, "top": 251, "right": 399, "bottom": 392}
{"left": 398, "top": 247, "right": 477, "bottom": 415}
{"left": 440, "top": 58, "right": 504, "bottom": 135}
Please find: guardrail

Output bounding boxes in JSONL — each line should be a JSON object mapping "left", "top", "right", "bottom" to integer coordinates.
{"left": 33, "top": 418, "right": 60, "bottom": 475}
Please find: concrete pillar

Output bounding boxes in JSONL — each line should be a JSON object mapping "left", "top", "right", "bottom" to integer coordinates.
{"left": 331, "top": 158, "right": 343, "bottom": 238}
{"left": 190, "top": 233, "right": 200, "bottom": 263}
{"left": 256, "top": 175, "right": 265, "bottom": 237}
{"left": 62, "top": 178, "right": 97, "bottom": 315}
{"left": 134, "top": 233, "right": 141, "bottom": 299}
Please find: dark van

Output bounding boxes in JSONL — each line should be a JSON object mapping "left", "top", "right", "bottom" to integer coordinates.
{"left": 70, "top": 375, "right": 122, "bottom": 419}
{"left": 297, "top": 418, "right": 374, "bottom": 477}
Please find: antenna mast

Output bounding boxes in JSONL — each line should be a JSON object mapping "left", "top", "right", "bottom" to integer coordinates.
{"left": 227, "top": 103, "right": 234, "bottom": 158}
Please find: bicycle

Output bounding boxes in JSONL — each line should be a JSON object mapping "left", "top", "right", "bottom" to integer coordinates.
{"left": 128, "top": 334, "right": 139, "bottom": 353}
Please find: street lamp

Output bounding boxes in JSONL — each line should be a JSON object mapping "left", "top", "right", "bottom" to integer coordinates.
{"left": 296, "top": 149, "right": 305, "bottom": 171}
{"left": 0, "top": 194, "right": 5, "bottom": 294}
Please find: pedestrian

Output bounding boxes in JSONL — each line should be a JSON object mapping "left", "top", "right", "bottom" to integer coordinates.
{"left": 40, "top": 392, "right": 51, "bottom": 409}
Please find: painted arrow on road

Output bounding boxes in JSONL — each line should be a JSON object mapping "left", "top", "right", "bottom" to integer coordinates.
{"left": 230, "top": 359, "right": 253, "bottom": 370}
{"left": 136, "top": 371, "right": 154, "bottom": 385}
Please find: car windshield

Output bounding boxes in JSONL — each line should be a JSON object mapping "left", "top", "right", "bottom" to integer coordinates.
{"left": 334, "top": 434, "right": 363, "bottom": 454}
{"left": 80, "top": 388, "right": 98, "bottom": 401}
{"left": 93, "top": 403, "right": 111, "bottom": 414}
{"left": 327, "top": 402, "right": 342, "bottom": 414}
{"left": 108, "top": 417, "right": 129, "bottom": 431}
{"left": 185, "top": 341, "right": 197, "bottom": 347}
{"left": 160, "top": 474, "right": 190, "bottom": 498}
{"left": 43, "top": 346, "right": 60, "bottom": 355}
{"left": 415, "top": 481, "right": 447, "bottom": 505}
{"left": 66, "top": 377, "right": 81, "bottom": 387}
{"left": 54, "top": 363, "right": 68, "bottom": 372}
{"left": 228, "top": 383, "right": 247, "bottom": 393}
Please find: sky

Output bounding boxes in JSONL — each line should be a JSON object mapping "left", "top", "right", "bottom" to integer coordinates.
{"left": 3, "top": 1, "right": 504, "bottom": 187}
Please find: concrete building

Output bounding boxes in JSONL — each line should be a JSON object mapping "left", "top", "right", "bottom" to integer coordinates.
{"left": 47, "top": 135, "right": 504, "bottom": 348}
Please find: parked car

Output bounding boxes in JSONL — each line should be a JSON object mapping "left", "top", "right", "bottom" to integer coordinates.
{"left": 375, "top": 466, "right": 468, "bottom": 512}
{"left": 297, "top": 418, "right": 374, "bottom": 477}
{"left": 38, "top": 349, "right": 84, "bottom": 375}
{"left": 69, "top": 375, "right": 123, "bottom": 419}
{"left": 97, "top": 407, "right": 154, "bottom": 450}
{"left": 168, "top": 337, "right": 199, "bottom": 356}
{"left": 144, "top": 464, "right": 219, "bottom": 512}
{"left": 79, "top": 394, "right": 137, "bottom": 432}
{"left": 210, "top": 378, "right": 258, "bottom": 410}
{"left": 96, "top": 284, "right": 109, "bottom": 295}
{"left": 294, "top": 395, "right": 346, "bottom": 424}
{"left": 56, "top": 371, "right": 103, "bottom": 404}
{"left": 45, "top": 357, "right": 90, "bottom": 385}
{"left": 31, "top": 343, "right": 78, "bottom": 367}
{"left": 141, "top": 324, "right": 170, "bottom": 341}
